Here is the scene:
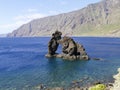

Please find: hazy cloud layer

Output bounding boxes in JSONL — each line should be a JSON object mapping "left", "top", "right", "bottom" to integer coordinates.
{"left": 0, "top": 9, "right": 47, "bottom": 34}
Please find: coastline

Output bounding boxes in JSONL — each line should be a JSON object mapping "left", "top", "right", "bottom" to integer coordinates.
{"left": 5, "top": 35, "right": 120, "bottom": 38}
{"left": 34, "top": 68, "right": 120, "bottom": 90}
{"left": 110, "top": 68, "right": 120, "bottom": 90}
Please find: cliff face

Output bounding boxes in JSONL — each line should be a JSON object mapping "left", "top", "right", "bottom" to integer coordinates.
{"left": 8, "top": 0, "right": 120, "bottom": 37}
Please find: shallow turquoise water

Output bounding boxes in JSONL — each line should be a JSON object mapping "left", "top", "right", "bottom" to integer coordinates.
{"left": 0, "top": 37, "right": 120, "bottom": 90}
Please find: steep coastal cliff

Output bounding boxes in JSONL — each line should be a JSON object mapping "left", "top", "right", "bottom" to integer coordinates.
{"left": 8, "top": 0, "right": 120, "bottom": 37}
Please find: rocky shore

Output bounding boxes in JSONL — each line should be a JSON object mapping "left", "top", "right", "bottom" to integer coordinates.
{"left": 34, "top": 68, "right": 120, "bottom": 90}
{"left": 35, "top": 81, "right": 112, "bottom": 90}
{"left": 110, "top": 68, "right": 120, "bottom": 90}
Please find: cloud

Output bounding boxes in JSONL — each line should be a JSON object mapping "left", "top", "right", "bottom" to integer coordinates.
{"left": 0, "top": 20, "right": 29, "bottom": 34}
{"left": 0, "top": 13, "right": 46, "bottom": 34}
{"left": 0, "top": 24, "right": 16, "bottom": 29}
{"left": 14, "top": 13, "right": 46, "bottom": 21}
{"left": 0, "top": 23, "right": 19, "bottom": 34}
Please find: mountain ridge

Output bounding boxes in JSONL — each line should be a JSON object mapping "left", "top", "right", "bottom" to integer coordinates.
{"left": 8, "top": 0, "right": 120, "bottom": 37}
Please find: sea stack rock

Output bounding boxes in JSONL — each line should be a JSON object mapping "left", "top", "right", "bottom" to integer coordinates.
{"left": 45, "top": 30, "right": 62, "bottom": 57}
{"left": 59, "top": 36, "right": 89, "bottom": 60}
{"left": 45, "top": 31, "right": 89, "bottom": 61}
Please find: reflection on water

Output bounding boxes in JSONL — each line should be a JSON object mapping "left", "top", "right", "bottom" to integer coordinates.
{"left": 46, "top": 58, "right": 88, "bottom": 87}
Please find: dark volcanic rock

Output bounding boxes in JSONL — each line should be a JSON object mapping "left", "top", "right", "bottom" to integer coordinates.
{"left": 46, "top": 31, "right": 62, "bottom": 56}
{"left": 46, "top": 32, "right": 89, "bottom": 61}
{"left": 59, "top": 36, "right": 89, "bottom": 60}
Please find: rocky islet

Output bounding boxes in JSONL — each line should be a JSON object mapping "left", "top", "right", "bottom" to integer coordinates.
{"left": 45, "top": 31, "right": 89, "bottom": 61}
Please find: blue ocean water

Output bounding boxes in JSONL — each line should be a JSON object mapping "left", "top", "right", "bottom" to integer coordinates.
{"left": 0, "top": 37, "right": 120, "bottom": 90}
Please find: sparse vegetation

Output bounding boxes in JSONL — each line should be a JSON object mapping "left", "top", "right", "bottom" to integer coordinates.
{"left": 8, "top": 0, "right": 120, "bottom": 37}
{"left": 89, "top": 84, "right": 106, "bottom": 90}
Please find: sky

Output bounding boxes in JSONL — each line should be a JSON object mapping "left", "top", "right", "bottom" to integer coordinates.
{"left": 0, "top": 0, "right": 101, "bottom": 34}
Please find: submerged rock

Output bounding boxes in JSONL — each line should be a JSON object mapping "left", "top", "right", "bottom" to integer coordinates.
{"left": 92, "top": 58, "right": 103, "bottom": 61}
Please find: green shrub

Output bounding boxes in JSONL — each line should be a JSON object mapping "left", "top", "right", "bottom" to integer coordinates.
{"left": 89, "top": 84, "right": 106, "bottom": 90}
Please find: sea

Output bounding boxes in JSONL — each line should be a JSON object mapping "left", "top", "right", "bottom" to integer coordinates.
{"left": 0, "top": 37, "right": 120, "bottom": 90}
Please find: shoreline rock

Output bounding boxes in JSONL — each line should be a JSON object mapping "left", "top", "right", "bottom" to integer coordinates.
{"left": 110, "top": 68, "right": 120, "bottom": 90}
{"left": 34, "top": 71, "right": 120, "bottom": 90}
{"left": 34, "top": 79, "right": 115, "bottom": 90}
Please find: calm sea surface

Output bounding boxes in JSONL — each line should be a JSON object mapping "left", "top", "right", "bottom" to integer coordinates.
{"left": 0, "top": 37, "right": 120, "bottom": 90}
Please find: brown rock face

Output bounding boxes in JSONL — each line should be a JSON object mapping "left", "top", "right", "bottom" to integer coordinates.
{"left": 59, "top": 36, "right": 89, "bottom": 60}
{"left": 46, "top": 31, "right": 89, "bottom": 61}
{"left": 47, "top": 31, "right": 62, "bottom": 56}
{"left": 8, "top": 0, "right": 120, "bottom": 37}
